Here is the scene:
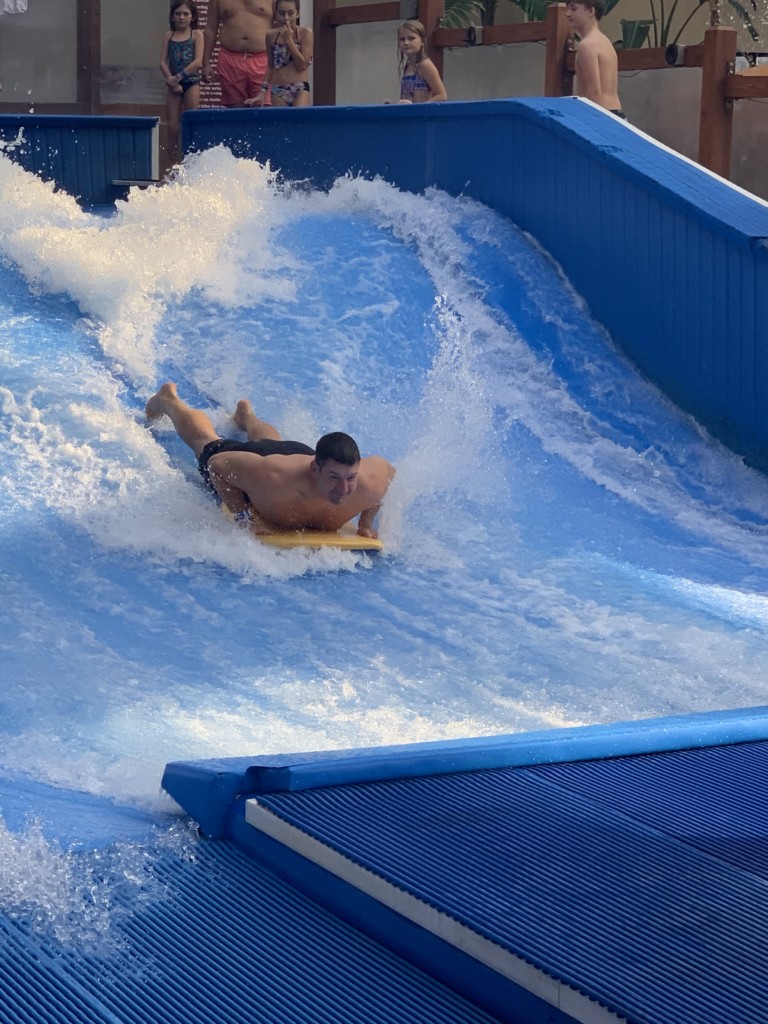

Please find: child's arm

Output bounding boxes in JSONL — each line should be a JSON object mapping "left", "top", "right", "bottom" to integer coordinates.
{"left": 255, "top": 69, "right": 274, "bottom": 106}
{"left": 159, "top": 33, "right": 183, "bottom": 93}
{"left": 286, "top": 27, "right": 313, "bottom": 73}
{"left": 420, "top": 59, "right": 447, "bottom": 102}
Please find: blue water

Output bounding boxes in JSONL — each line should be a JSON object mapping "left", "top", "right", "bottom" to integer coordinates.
{"left": 3, "top": 144, "right": 768, "bottom": 938}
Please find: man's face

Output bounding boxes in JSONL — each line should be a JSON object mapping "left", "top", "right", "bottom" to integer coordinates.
{"left": 565, "top": 1, "right": 592, "bottom": 31}
{"left": 313, "top": 459, "right": 360, "bottom": 505}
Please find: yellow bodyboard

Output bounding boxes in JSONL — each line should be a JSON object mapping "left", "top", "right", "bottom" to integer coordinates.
{"left": 257, "top": 529, "right": 384, "bottom": 552}
{"left": 222, "top": 507, "right": 383, "bottom": 552}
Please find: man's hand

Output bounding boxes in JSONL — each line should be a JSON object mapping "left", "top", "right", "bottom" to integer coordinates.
{"left": 357, "top": 503, "right": 381, "bottom": 539}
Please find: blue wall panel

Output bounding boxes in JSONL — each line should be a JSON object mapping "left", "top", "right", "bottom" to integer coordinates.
{"left": 0, "top": 115, "right": 158, "bottom": 206}
{"left": 184, "top": 98, "right": 768, "bottom": 472}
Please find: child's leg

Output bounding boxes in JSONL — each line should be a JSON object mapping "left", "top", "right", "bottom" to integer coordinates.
{"left": 165, "top": 90, "right": 183, "bottom": 164}
{"left": 182, "top": 83, "right": 201, "bottom": 112}
{"left": 176, "top": 85, "right": 201, "bottom": 161}
{"left": 294, "top": 85, "right": 310, "bottom": 107}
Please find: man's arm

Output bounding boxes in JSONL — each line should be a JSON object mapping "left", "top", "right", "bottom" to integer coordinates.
{"left": 208, "top": 464, "right": 249, "bottom": 513}
{"left": 357, "top": 502, "right": 382, "bottom": 539}
{"left": 357, "top": 458, "right": 396, "bottom": 538}
{"left": 208, "top": 456, "right": 279, "bottom": 535}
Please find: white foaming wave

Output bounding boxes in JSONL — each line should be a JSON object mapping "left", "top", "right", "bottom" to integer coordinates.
{"left": 0, "top": 147, "right": 290, "bottom": 386}
{"left": 307, "top": 177, "right": 768, "bottom": 568}
{"left": 0, "top": 815, "right": 196, "bottom": 951}
{"left": 0, "top": 666, "right": 587, "bottom": 810}
{"left": 645, "top": 570, "right": 768, "bottom": 632}
{"left": 0, "top": 147, "right": 87, "bottom": 234}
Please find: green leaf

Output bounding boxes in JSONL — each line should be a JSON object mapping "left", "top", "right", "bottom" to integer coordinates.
{"left": 443, "top": 0, "right": 484, "bottom": 28}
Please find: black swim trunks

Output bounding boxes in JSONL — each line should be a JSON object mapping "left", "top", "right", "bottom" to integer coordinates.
{"left": 197, "top": 437, "right": 315, "bottom": 495}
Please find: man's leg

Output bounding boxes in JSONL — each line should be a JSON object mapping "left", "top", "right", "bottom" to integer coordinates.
{"left": 233, "top": 399, "right": 282, "bottom": 442}
{"left": 146, "top": 383, "right": 220, "bottom": 457}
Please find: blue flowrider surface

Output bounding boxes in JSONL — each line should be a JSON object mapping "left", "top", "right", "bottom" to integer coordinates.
{"left": 253, "top": 740, "right": 768, "bottom": 1024}
{"left": 0, "top": 835, "right": 501, "bottom": 1024}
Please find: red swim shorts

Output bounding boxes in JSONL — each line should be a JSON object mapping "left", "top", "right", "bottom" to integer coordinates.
{"left": 216, "top": 47, "right": 271, "bottom": 107}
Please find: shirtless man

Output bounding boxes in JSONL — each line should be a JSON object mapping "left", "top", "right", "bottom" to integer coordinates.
{"left": 566, "top": 0, "right": 625, "bottom": 119}
{"left": 146, "top": 383, "right": 395, "bottom": 538}
{"left": 203, "top": 0, "right": 275, "bottom": 107}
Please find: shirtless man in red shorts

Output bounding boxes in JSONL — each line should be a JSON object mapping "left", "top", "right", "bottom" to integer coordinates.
{"left": 203, "top": 0, "right": 275, "bottom": 107}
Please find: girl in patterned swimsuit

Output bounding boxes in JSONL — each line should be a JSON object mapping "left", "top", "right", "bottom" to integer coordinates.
{"left": 159, "top": 0, "right": 204, "bottom": 164}
{"left": 395, "top": 20, "right": 446, "bottom": 104}
{"left": 251, "top": 0, "right": 313, "bottom": 108}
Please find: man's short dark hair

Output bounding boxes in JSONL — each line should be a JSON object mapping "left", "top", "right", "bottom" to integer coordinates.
{"left": 314, "top": 432, "right": 361, "bottom": 467}
{"left": 590, "top": 0, "right": 605, "bottom": 18}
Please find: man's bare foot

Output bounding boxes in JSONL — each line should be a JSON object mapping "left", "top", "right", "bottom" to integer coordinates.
{"left": 233, "top": 399, "right": 254, "bottom": 432}
{"left": 146, "top": 382, "right": 178, "bottom": 420}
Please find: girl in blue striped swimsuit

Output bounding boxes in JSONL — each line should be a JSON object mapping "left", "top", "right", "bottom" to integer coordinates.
{"left": 159, "top": 0, "right": 204, "bottom": 163}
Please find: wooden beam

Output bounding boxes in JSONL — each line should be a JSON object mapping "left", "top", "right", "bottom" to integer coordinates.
{"left": 725, "top": 73, "right": 768, "bottom": 99}
{"left": 326, "top": 2, "right": 400, "bottom": 26}
{"left": 433, "top": 21, "right": 547, "bottom": 49}
{"left": 313, "top": 0, "right": 338, "bottom": 106}
{"left": 544, "top": 3, "right": 571, "bottom": 97}
{"left": 698, "top": 26, "right": 737, "bottom": 179}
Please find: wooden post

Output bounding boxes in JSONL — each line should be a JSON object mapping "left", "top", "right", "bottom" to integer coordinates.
{"left": 313, "top": 0, "right": 337, "bottom": 106}
{"left": 77, "top": 0, "right": 101, "bottom": 113}
{"left": 698, "top": 25, "right": 737, "bottom": 178}
{"left": 544, "top": 3, "right": 571, "bottom": 97}
{"left": 419, "top": 0, "right": 445, "bottom": 79}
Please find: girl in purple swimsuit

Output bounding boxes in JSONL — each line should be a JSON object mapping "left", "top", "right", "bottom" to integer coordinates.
{"left": 159, "top": 0, "right": 204, "bottom": 164}
{"left": 394, "top": 20, "right": 447, "bottom": 104}
{"left": 250, "top": 0, "right": 314, "bottom": 108}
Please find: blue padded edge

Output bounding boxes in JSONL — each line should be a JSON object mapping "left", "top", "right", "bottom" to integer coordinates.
{"left": 162, "top": 704, "right": 768, "bottom": 836}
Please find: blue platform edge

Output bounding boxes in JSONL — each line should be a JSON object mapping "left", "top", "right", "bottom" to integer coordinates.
{"left": 162, "top": 704, "right": 768, "bottom": 837}
{"left": 184, "top": 97, "right": 768, "bottom": 245}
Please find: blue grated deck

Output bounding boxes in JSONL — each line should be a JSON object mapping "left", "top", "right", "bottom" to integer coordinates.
{"left": 0, "top": 836, "right": 502, "bottom": 1024}
{"left": 247, "top": 739, "right": 768, "bottom": 1024}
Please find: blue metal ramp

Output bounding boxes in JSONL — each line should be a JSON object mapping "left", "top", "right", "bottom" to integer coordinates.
{"left": 0, "top": 836, "right": 502, "bottom": 1024}
{"left": 238, "top": 739, "right": 768, "bottom": 1024}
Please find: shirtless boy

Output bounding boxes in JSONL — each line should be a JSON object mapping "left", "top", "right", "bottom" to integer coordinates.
{"left": 566, "top": 0, "right": 624, "bottom": 118}
{"left": 146, "top": 383, "right": 396, "bottom": 538}
{"left": 203, "top": 0, "right": 275, "bottom": 107}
